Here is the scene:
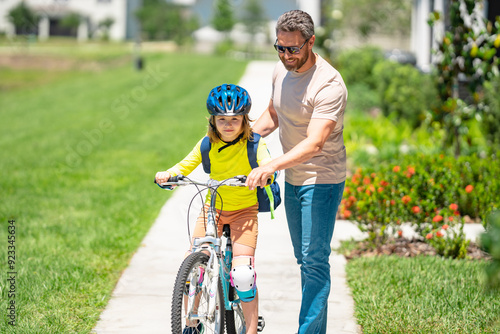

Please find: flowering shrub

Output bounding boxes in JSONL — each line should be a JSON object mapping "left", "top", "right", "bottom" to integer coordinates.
{"left": 340, "top": 153, "right": 499, "bottom": 258}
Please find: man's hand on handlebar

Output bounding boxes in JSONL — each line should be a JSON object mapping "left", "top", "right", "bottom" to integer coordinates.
{"left": 245, "top": 164, "right": 275, "bottom": 190}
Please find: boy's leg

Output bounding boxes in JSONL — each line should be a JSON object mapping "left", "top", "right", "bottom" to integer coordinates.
{"left": 227, "top": 204, "right": 259, "bottom": 334}
{"left": 233, "top": 243, "right": 258, "bottom": 334}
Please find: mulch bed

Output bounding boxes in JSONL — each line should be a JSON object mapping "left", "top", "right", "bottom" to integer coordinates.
{"left": 343, "top": 238, "right": 491, "bottom": 260}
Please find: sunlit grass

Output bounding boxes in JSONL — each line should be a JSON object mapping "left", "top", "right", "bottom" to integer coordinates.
{"left": 0, "top": 46, "right": 248, "bottom": 333}
{"left": 346, "top": 256, "right": 500, "bottom": 333}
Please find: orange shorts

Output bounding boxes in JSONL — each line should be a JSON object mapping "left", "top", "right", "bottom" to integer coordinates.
{"left": 192, "top": 204, "right": 259, "bottom": 249}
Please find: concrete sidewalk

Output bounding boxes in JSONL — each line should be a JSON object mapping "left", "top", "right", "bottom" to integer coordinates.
{"left": 92, "top": 61, "right": 362, "bottom": 333}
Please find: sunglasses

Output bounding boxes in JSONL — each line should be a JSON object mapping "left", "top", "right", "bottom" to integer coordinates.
{"left": 274, "top": 38, "right": 310, "bottom": 54}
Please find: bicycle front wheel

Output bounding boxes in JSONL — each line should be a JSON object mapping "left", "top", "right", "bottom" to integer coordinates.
{"left": 171, "top": 252, "right": 225, "bottom": 334}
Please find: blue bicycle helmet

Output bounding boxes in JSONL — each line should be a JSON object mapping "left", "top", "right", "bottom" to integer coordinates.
{"left": 207, "top": 84, "right": 252, "bottom": 116}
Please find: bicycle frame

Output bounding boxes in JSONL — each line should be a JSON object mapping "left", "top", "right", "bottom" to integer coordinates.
{"left": 157, "top": 175, "right": 247, "bottom": 318}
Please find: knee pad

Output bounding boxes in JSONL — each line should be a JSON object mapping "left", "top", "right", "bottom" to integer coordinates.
{"left": 230, "top": 256, "right": 257, "bottom": 302}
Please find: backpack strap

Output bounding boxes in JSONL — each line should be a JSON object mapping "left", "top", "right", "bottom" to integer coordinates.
{"left": 246, "top": 133, "right": 261, "bottom": 169}
{"left": 200, "top": 136, "right": 211, "bottom": 174}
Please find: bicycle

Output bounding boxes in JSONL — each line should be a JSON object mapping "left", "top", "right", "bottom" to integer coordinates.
{"left": 156, "top": 174, "right": 265, "bottom": 334}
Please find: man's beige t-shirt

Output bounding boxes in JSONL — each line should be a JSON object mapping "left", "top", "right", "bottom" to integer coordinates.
{"left": 271, "top": 54, "right": 348, "bottom": 186}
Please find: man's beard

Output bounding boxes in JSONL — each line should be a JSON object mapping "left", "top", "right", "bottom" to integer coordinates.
{"left": 280, "top": 51, "right": 309, "bottom": 72}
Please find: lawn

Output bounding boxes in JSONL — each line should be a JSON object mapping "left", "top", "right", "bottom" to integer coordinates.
{"left": 346, "top": 256, "right": 500, "bottom": 333}
{"left": 0, "top": 44, "right": 248, "bottom": 333}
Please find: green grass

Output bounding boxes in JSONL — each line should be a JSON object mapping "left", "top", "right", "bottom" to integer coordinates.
{"left": 346, "top": 256, "right": 500, "bottom": 333}
{"left": 0, "top": 47, "right": 248, "bottom": 333}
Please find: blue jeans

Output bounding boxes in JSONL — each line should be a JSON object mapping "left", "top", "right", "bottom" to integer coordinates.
{"left": 285, "top": 181, "right": 345, "bottom": 334}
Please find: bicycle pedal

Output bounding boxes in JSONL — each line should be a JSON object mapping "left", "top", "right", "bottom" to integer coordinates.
{"left": 257, "top": 315, "right": 265, "bottom": 332}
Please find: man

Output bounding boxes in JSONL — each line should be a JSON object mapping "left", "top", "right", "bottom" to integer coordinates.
{"left": 245, "top": 9, "right": 348, "bottom": 334}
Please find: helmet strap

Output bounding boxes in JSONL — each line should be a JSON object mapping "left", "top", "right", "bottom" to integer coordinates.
{"left": 218, "top": 133, "right": 244, "bottom": 153}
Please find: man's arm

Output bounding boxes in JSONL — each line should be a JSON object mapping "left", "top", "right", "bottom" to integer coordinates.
{"left": 246, "top": 118, "right": 337, "bottom": 189}
{"left": 252, "top": 99, "right": 279, "bottom": 137}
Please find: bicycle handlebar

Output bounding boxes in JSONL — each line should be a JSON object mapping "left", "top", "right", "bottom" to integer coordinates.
{"left": 154, "top": 175, "right": 248, "bottom": 190}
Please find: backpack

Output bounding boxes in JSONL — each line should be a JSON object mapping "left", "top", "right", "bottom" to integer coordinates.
{"left": 200, "top": 133, "right": 281, "bottom": 218}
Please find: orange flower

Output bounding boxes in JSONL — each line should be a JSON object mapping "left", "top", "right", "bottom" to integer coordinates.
{"left": 436, "top": 230, "right": 444, "bottom": 238}
{"left": 363, "top": 177, "right": 371, "bottom": 185}
{"left": 393, "top": 166, "right": 401, "bottom": 172}
{"left": 377, "top": 187, "right": 384, "bottom": 193}
{"left": 433, "top": 215, "right": 443, "bottom": 223}
{"left": 402, "top": 195, "right": 411, "bottom": 205}
{"left": 390, "top": 200, "right": 396, "bottom": 206}
{"left": 442, "top": 224, "right": 450, "bottom": 230}
{"left": 397, "top": 230, "right": 403, "bottom": 237}
{"left": 379, "top": 180, "right": 389, "bottom": 187}
{"left": 343, "top": 210, "right": 352, "bottom": 219}
{"left": 412, "top": 206, "right": 420, "bottom": 214}
{"left": 407, "top": 166, "right": 416, "bottom": 175}
{"left": 465, "top": 185, "right": 474, "bottom": 193}
{"left": 448, "top": 217, "right": 454, "bottom": 222}
{"left": 426, "top": 233, "right": 433, "bottom": 240}
{"left": 449, "top": 203, "right": 458, "bottom": 211}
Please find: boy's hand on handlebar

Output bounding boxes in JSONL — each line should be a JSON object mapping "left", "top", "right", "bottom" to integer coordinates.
{"left": 155, "top": 171, "right": 171, "bottom": 185}
{"left": 246, "top": 164, "right": 275, "bottom": 190}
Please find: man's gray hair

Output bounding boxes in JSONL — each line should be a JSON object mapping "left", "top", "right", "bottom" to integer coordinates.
{"left": 276, "top": 10, "right": 315, "bottom": 40}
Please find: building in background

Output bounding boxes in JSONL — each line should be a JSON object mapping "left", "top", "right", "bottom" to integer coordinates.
{"left": 0, "top": 0, "right": 141, "bottom": 41}
{"left": 0, "top": 0, "right": 319, "bottom": 42}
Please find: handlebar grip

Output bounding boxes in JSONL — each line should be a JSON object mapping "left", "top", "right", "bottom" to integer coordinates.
{"left": 168, "top": 175, "right": 184, "bottom": 182}
{"left": 236, "top": 175, "right": 247, "bottom": 183}
{"left": 154, "top": 174, "right": 185, "bottom": 189}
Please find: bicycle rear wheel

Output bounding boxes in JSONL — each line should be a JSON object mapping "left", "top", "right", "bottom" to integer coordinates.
{"left": 225, "top": 286, "right": 246, "bottom": 334}
{"left": 171, "top": 252, "right": 225, "bottom": 334}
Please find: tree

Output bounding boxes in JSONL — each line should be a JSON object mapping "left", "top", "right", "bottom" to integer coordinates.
{"left": 212, "top": 0, "right": 235, "bottom": 33}
{"left": 429, "top": 0, "right": 500, "bottom": 156}
{"left": 60, "top": 13, "right": 81, "bottom": 36}
{"left": 135, "top": 0, "right": 199, "bottom": 44}
{"left": 242, "top": 0, "right": 267, "bottom": 54}
{"left": 242, "top": 0, "right": 266, "bottom": 37}
{"left": 97, "top": 17, "right": 115, "bottom": 41}
{"left": 7, "top": 1, "right": 39, "bottom": 35}
{"left": 341, "top": 0, "right": 412, "bottom": 39}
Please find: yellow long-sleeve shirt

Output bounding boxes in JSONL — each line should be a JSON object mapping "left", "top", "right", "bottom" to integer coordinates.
{"left": 167, "top": 137, "right": 273, "bottom": 211}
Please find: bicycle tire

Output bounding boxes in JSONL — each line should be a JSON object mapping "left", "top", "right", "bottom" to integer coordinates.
{"left": 171, "top": 252, "right": 225, "bottom": 334}
{"left": 225, "top": 286, "right": 246, "bottom": 334}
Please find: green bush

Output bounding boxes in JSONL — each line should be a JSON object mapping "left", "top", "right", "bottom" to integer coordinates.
{"left": 334, "top": 46, "right": 384, "bottom": 88}
{"left": 373, "top": 60, "right": 439, "bottom": 128}
{"left": 7, "top": 1, "right": 39, "bottom": 35}
{"left": 481, "top": 211, "right": 500, "bottom": 289}
{"left": 482, "top": 76, "right": 500, "bottom": 151}
{"left": 340, "top": 153, "right": 500, "bottom": 258}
